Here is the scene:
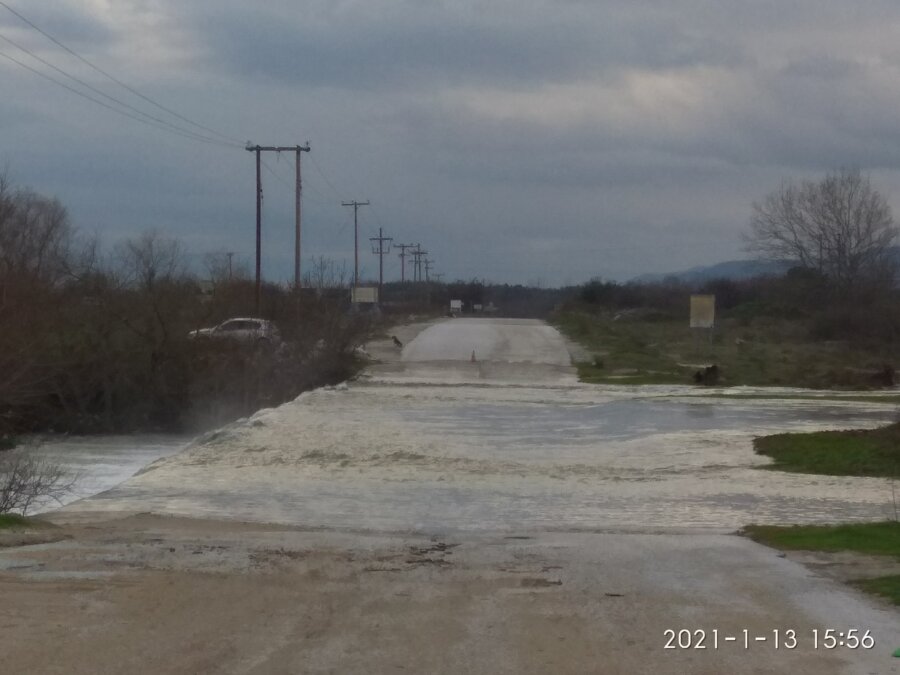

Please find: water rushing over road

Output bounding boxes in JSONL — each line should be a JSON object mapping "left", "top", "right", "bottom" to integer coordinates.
{"left": 59, "top": 318, "right": 900, "bottom": 531}
{"left": 21, "top": 435, "right": 189, "bottom": 514}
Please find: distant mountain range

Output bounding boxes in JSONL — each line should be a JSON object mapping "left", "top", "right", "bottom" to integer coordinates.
{"left": 631, "top": 259, "right": 793, "bottom": 284}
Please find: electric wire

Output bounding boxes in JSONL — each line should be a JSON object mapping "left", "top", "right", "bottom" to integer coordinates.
{"left": 0, "top": 1, "right": 406, "bottom": 266}
{"left": 0, "top": 48, "right": 236, "bottom": 149}
{"left": 0, "top": 30, "right": 241, "bottom": 148}
{"left": 308, "top": 152, "right": 346, "bottom": 202}
{"left": 0, "top": 0, "right": 242, "bottom": 146}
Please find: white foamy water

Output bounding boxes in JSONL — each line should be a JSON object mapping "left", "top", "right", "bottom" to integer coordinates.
{"left": 61, "top": 380, "right": 899, "bottom": 531}
{"left": 16, "top": 434, "right": 190, "bottom": 514}
{"left": 51, "top": 319, "right": 900, "bottom": 531}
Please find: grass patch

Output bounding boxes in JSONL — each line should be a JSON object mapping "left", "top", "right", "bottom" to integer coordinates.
{"left": 745, "top": 522, "right": 900, "bottom": 606}
{"left": 553, "top": 310, "right": 900, "bottom": 389}
{"left": 853, "top": 576, "right": 900, "bottom": 604}
{"left": 701, "top": 393, "right": 900, "bottom": 404}
{"left": 0, "top": 513, "right": 32, "bottom": 530}
{"left": 754, "top": 423, "right": 900, "bottom": 478}
{"left": 744, "top": 521, "right": 900, "bottom": 557}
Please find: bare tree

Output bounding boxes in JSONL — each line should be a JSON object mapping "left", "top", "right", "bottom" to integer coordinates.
{"left": 0, "top": 453, "right": 77, "bottom": 515}
{"left": 0, "top": 173, "right": 81, "bottom": 286}
{"left": 746, "top": 169, "right": 898, "bottom": 293}
{"left": 114, "top": 229, "right": 187, "bottom": 292}
{"left": 303, "top": 255, "right": 348, "bottom": 289}
{"left": 203, "top": 251, "right": 249, "bottom": 284}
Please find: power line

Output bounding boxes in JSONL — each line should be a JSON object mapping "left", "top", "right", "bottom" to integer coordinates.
{"left": 265, "top": 155, "right": 331, "bottom": 205}
{"left": 0, "top": 30, "right": 240, "bottom": 148}
{"left": 309, "top": 153, "right": 345, "bottom": 201}
{"left": 0, "top": 0, "right": 241, "bottom": 146}
{"left": 260, "top": 158, "right": 294, "bottom": 191}
{"left": 0, "top": 48, "right": 235, "bottom": 149}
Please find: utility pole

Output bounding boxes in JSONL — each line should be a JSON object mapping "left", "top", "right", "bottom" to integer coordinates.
{"left": 246, "top": 142, "right": 311, "bottom": 313}
{"left": 432, "top": 272, "right": 445, "bottom": 283}
{"left": 342, "top": 200, "right": 369, "bottom": 288}
{"left": 394, "top": 243, "right": 415, "bottom": 283}
{"left": 252, "top": 145, "right": 261, "bottom": 312}
{"left": 369, "top": 227, "right": 393, "bottom": 293}
{"left": 411, "top": 246, "right": 428, "bottom": 282}
{"left": 293, "top": 144, "right": 311, "bottom": 289}
{"left": 424, "top": 258, "right": 434, "bottom": 283}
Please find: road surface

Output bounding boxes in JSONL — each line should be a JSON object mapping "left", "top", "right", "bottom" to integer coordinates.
{"left": 1, "top": 318, "right": 898, "bottom": 674}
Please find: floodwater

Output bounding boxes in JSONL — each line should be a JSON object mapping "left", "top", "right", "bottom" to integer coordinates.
{"left": 57, "top": 383, "right": 900, "bottom": 532}
{"left": 40, "top": 319, "right": 900, "bottom": 531}
{"left": 15, "top": 435, "right": 190, "bottom": 514}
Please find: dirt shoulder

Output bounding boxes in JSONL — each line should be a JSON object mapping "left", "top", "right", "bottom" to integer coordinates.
{"left": 1, "top": 513, "right": 898, "bottom": 674}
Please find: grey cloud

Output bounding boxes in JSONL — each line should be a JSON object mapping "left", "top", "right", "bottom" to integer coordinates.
{"left": 10, "top": 0, "right": 900, "bottom": 285}
{"left": 0, "top": 3, "right": 112, "bottom": 48}
{"left": 186, "top": 6, "right": 745, "bottom": 91}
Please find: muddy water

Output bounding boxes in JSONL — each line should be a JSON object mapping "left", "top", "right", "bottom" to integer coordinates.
{"left": 60, "top": 381, "right": 900, "bottom": 532}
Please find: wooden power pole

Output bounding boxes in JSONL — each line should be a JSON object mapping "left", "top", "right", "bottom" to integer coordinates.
{"left": 369, "top": 227, "right": 393, "bottom": 293}
{"left": 394, "top": 243, "right": 415, "bottom": 283}
{"left": 342, "top": 200, "right": 369, "bottom": 288}
{"left": 246, "top": 142, "right": 310, "bottom": 313}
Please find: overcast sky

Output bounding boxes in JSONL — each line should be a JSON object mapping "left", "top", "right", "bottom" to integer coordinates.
{"left": 5, "top": 1, "right": 900, "bottom": 285}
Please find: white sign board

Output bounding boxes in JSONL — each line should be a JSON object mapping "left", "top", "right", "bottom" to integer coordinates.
{"left": 351, "top": 286, "right": 378, "bottom": 304}
{"left": 690, "top": 294, "right": 715, "bottom": 328}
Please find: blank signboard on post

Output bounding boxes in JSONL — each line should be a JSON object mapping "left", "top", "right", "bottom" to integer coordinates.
{"left": 351, "top": 286, "right": 378, "bottom": 304}
{"left": 690, "top": 294, "right": 715, "bottom": 328}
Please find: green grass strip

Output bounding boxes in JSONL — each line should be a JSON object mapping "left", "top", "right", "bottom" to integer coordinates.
{"left": 744, "top": 522, "right": 900, "bottom": 558}
{"left": 754, "top": 423, "right": 900, "bottom": 478}
{"left": 853, "top": 576, "right": 900, "bottom": 605}
{"left": 0, "top": 513, "right": 31, "bottom": 530}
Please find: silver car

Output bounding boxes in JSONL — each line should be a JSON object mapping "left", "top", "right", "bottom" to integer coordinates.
{"left": 188, "top": 317, "right": 281, "bottom": 345}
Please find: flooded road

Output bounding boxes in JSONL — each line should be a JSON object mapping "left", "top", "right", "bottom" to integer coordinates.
{"left": 59, "top": 319, "right": 900, "bottom": 531}
{"left": 13, "top": 319, "right": 900, "bottom": 674}
{"left": 22, "top": 434, "right": 189, "bottom": 514}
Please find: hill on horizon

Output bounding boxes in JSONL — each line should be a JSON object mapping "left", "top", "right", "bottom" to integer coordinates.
{"left": 631, "top": 259, "right": 793, "bottom": 284}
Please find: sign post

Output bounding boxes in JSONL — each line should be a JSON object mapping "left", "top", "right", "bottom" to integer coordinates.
{"left": 690, "top": 294, "right": 716, "bottom": 355}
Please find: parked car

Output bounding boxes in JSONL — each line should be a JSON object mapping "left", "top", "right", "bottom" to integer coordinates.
{"left": 188, "top": 317, "right": 281, "bottom": 345}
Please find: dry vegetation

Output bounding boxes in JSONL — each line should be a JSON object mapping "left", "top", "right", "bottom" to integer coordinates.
{"left": 554, "top": 273, "right": 900, "bottom": 389}
{"left": 0, "top": 175, "right": 376, "bottom": 440}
